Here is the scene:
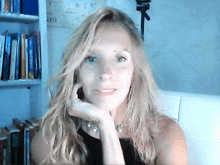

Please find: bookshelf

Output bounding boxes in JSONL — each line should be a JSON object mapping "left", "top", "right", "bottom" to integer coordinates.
{"left": 0, "top": 0, "right": 49, "bottom": 127}
{"left": 0, "top": 13, "right": 39, "bottom": 23}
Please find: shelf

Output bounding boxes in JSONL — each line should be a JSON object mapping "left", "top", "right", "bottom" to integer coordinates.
{"left": 0, "top": 13, "right": 39, "bottom": 23}
{"left": 0, "top": 79, "right": 41, "bottom": 87}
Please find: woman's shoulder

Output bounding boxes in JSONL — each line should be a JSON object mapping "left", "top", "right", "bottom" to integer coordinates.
{"left": 152, "top": 116, "right": 186, "bottom": 146}
{"left": 31, "top": 131, "right": 52, "bottom": 164}
{"left": 152, "top": 116, "right": 188, "bottom": 164}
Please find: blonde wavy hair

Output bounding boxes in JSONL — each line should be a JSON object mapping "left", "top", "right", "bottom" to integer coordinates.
{"left": 40, "top": 7, "right": 164, "bottom": 164}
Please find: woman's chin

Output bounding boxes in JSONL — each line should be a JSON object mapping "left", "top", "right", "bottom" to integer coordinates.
{"left": 94, "top": 103, "right": 117, "bottom": 112}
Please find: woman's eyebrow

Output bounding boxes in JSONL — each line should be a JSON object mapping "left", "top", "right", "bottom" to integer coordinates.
{"left": 114, "top": 49, "right": 131, "bottom": 56}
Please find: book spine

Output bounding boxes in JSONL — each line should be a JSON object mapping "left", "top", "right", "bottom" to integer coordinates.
{"left": 4, "top": 0, "right": 10, "bottom": 12}
{"left": 14, "top": 33, "right": 21, "bottom": 80}
{"left": 13, "top": 0, "right": 19, "bottom": 14}
{"left": 10, "top": 0, "right": 13, "bottom": 13}
{"left": 36, "top": 31, "right": 41, "bottom": 79}
{"left": 20, "top": 34, "right": 26, "bottom": 79}
{"left": 0, "top": 35, "right": 6, "bottom": 79}
{"left": 17, "top": 0, "right": 20, "bottom": 14}
{"left": 13, "top": 118, "right": 25, "bottom": 164}
{"left": 3, "top": 129, "right": 11, "bottom": 165}
{"left": 25, "top": 38, "right": 28, "bottom": 79}
{"left": 9, "top": 39, "right": 17, "bottom": 80}
{"left": 2, "top": 145, "right": 6, "bottom": 165}
{"left": 2, "top": 35, "right": 11, "bottom": 80}
{"left": 28, "top": 37, "right": 34, "bottom": 79}
{"left": 26, "top": 128, "right": 30, "bottom": 165}
{"left": 0, "top": 136, "right": 7, "bottom": 165}
{"left": 23, "top": 128, "right": 27, "bottom": 165}
{"left": 11, "top": 132, "right": 19, "bottom": 164}
{"left": 1, "top": 0, "right": 5, "bottom": 13}
{"left": 33, "top": 36, "right": 38, "bottom": 79}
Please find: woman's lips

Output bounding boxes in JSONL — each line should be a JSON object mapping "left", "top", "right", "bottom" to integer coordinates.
{"left": 94, "top": 88, "right": 116, "bottom": 96}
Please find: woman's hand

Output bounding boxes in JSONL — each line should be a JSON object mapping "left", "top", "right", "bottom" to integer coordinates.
{"left": 68, "top": 83, "right": 125, "bottom": 165}
{"left": 68, "top": 83, "right": 114, "bottom": 128}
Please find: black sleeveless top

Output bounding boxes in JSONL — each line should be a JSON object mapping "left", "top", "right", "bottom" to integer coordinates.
{"left": 78, "top": 128, "right": 145, "bottom": 165}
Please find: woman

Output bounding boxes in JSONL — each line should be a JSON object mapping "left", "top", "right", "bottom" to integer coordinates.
{"left": 31, "top": 7, "right": 187, "bottom": 164}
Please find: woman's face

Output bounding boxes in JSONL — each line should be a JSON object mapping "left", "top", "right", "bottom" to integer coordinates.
{"left": 78, "top": 24, "right": 134, "bottom": 112}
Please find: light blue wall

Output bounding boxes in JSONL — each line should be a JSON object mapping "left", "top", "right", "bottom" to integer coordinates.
{"left": 47, "top": 0, "right": 220, "bottom": 96}
{"left": 145, "top": 0, "right": 220, "bottom": 96}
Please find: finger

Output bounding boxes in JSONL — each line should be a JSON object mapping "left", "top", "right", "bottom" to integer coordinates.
{"left": 70, "top": 101, "right": 102, "bottom": 122}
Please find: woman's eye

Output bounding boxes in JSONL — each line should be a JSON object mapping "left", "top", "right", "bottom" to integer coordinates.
{"left": 117, "top": 56, "right": 127, "bottom": 62}
{"left": 84, "top": 56, "right": 97, "bottom": 62}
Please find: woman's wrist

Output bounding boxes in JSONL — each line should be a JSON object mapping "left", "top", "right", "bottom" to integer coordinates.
{"left": 97, "top": 114, "right": 116, "bottom": 133}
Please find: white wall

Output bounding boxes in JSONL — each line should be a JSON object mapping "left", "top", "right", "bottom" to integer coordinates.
{"left": 47, "top": 0, "right": 220, "bottom": 96}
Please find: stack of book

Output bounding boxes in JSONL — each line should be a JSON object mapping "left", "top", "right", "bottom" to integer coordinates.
{"left": 0, "top": 117, "right": 40, "bottom": 165}
{"left": 0, "top": 31, "right": 42, "bottom": 81}
{"left": 0, "top": 0, "right": 38, "bottom": 15}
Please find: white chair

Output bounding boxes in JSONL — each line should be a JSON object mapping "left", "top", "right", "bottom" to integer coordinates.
{"left": 158, "top": 90, "right": 220, "bottom": 165}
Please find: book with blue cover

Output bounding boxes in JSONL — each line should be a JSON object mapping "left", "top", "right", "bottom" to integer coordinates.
{"left": 28, "top": 36, "right": 34, "bottom": 79}
{"left": 13, "top": 0, "right": 20, "bottom": 14}
{"left": 21, "top": 0, "right": 38, "bottom": 16}
{"left": 0, "top": 0, "right": 5, "bottom": 13}
{"left": 2, "top": 35, "right": 11, "bottom": 80}
{"left": 31, "top": 31, "right": 41, "bottom": 79}
{"left": 12, "top": 32, "right": 21, "bottom": 80}
{"left": 0, "top": 34, "right": 6, "bottom": 80}
{"left": 9, "top": 39, "right": 18, "bottom": 80}
{"left": 24, "top": 125, "right": 29, "bottom": 165}
{"left": 24, "top": 122, "right": 34, "bottom": 165}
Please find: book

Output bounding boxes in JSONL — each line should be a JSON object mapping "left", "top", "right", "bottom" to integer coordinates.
{"left": 13, "top": 0, "right": 20, "bottom": 14}
{"left": 20, "top": 34, "right": 26, "bottom": 79}
{"left": 23, "top": 125, "right": 30, "bottom": 165}
{"left": 0, "top": 34, "right": 6, "bottom": 80}
{"left": 2, "top": 35, "right": 11, "bottom": 80}
{"left": 31, "top": 31, "right": 41, "bottom": 79}
{"left": 4, "top": 0, "right": 11, "bottom": 12}
{"left": 12, "top": 32, "right": 21, "bottom": 80}
{"left": 1, "top": 0, "right": 5, "bottom": 13}
{"left": 28, "top": 36, "right": 34, "bottom": 79}
{"left": 10, "top": 0, "right": 13, "bottom": 13}
{"left": 31, "top": 35, "right": 38, "bottom": 79}
{"left": 12, "top": 118, "right": 25, "bottom": 164}
{"left": 25, "top": 37, "right": 28, "bottom": 79}
{"left": 9, "top": 39, "right": 18, "bottom": 80}
{"left": 24, "top": 122, "right": 34, "bottom": 165}
{"left": 25, "top": 118, "right": 40, "bottom": 134}
{"left": 0, "top": 133, "right": 7, "bottom": 165}
{"left": 1, "top": 125, "right": 20, "bottom": 165}
{"left": 21, "top": 0, "right": 38, "bottom": 16}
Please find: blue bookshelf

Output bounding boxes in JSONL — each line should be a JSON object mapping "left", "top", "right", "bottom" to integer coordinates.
{"left": 0, "top": 0, "right": 48, "bottom": 128}
{"left": 0, "top": 13, "right": 39, "bottom": 23}
{"left": 0, "top": 80, "right": 41, "bottom": 87}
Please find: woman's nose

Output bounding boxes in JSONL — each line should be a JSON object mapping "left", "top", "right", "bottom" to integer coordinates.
{"left": 98, "top": 61, "right": 113, "bottom": 80}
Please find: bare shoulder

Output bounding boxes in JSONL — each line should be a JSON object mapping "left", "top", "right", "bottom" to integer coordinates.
{"left": 153, "top": 117, "right": 188, "bottom": 165}
{"left": 31, "top": 131, "right": 52, "bottom": 164}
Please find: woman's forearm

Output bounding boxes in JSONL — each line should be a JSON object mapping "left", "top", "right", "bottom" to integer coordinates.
{"left": 99, "top": 120, "right": 125, "bottom": 165}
